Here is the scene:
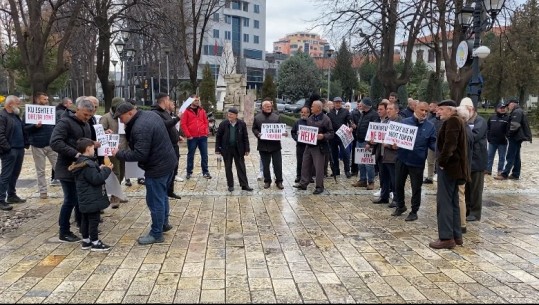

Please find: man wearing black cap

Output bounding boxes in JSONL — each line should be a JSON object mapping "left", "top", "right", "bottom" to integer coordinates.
{"left": 430, "top": 100, "right": 470, "bottom": 249}
{"left": 495, "top": 98, "right": 532, "bottom": 180}
{"left": 216, "top": 107, "right": 253, "bottom": 192}
{"left": 351, "top": 97, "right": 378, "bottom": 190}
{"left": 111, "top": 102, "right": 177, "bottom": 245}
{"left": 486, "top": 103, "right": 509, "bottom": 176}
{"left": 327, "top": 96, "right": 352, "bottom": 178}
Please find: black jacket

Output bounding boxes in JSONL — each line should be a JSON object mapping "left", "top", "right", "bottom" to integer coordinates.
{"left": 0, "top": 109, "right": 28, "bottom": 154}
{"left": 291, "top": 118, "right": 308, "bottom": 148}
{"left": 507, "top": 105, "right": 532, "bottom": 143}
{"left": 24, "top": 119, "right": 55, "bottom": 148}
{"left": 50, "top": 111, "right": 93, "bottom": 181}
{"left": 252, "top": 111, "right": 284, "bottom": 152}
{"left": 55, "top": 104, "right": 73, "bottom": 122}
{"left": 355, "top": 108, "right": 379, "bottom": 142}
{"left": 327, "top": 108, "right": 351, "bottom": 131}
{"left": 215, "top": 119, "right": 250, "bottom": 156}
{"left": 151, "top": 105, "right": 180, "bottom": 147}
{"left": 69, "top": 155, "right": 111, "bottom": 213}
{"left": 116, "top": 110, "right": 177, "bottom": 178}
{"left": 468, "top": 113, "right": 488, "bottom": 172}
{"left": 487, "top": 112, "right": 509, "bottom": 145}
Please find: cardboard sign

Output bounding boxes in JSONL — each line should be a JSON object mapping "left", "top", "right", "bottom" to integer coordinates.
{"left": 260, "top": 123, "right": 287, "bottom": 141}
{"left": 365, "top": 122, "right": 388, "bottom": 144}
{"left": 125, "top": 161, "right": 145, "bottom": 178}
{"left": 336, "top": 125, "right": 354, "bottom": 148}
{"left": 297, "top": 125, "right": 318, "bottom": 145}
{"left": 118, "top": 119, "right": 125, "bottom": 134}
{"left": 383, "top": 121, "right": 418, "bottom": 150}
{"left": 105, "top": 173, "right": 127, "bottom": 201}
{"left": 93, "top": 124, "right": 110, "bottom": 149}
{"left": 97, "top": 134, "right": 120, "bottom": 156}
{"left": 25, "top": 105, "right": 56, "bottom": 125}
{"left": 354, "top": 148, "right": 375, "bottom": 164}
{"left": 179, "top": 97, "right": 194, "bottom": 114}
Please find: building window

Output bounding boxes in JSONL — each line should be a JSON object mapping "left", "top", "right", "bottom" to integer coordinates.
{"left": 242, "top": 1, "right": 248, "bottom": 11}
{"left": 254, "top": 20, "right": 259, "bottom": 29}
{"left": 243, "top": 18, "right": 249, "bottom": 27}
{"left": 224, "top": 0, "right": 230, "bottom": 8}
{"left": 213, "top": 13, "right": 219, "bottom": 21}
{"left": 244, "top": 49, "right": 263, "bottom": 60}
{"left": 203, "top": 44, "right": 223, "bottom": 56}
{"left": 254, "top": 4, "right": 260, "bottom": 13}
{"left": 254, "top": 35, "right": 259, "bottom": 44}
{"left": 243, "top": 33, "right": 249, "bottom": 43}
{"left": 416, "top": 49, "right": 424, "bottom": 61}
{"left": 231, "top": 0, "right": 240, "bottom": 9}
{"left": 427, "top": 49, "right": 435, "bottom": 63}
{"left": 247, "top": 67, "right": 264, "bottom": 83}
{"left": 225, "top": 31, "right": 231, "bottom": 40}
{"left": 213, "top": 29, "right": 219, "bottom": 38}
{"left": 225, "top": 15, "right": 231, "bottom": 24}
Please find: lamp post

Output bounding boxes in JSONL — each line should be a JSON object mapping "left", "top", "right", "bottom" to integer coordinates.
{"left": 326, "top": 48, "right": 334, "bottom": 101}
{"left": 114, "top": 39, "right": 125, "bottom": 98}
{"left": 111, "top": 60, "right": 118, "bottom": 96}
{"left": 457, "top": 0, "right": 505, "bottom": 108}
{"left": 163, "top": 46, "right": 171, "bottom": 95}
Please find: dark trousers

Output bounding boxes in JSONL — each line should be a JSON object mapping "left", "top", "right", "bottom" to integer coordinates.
{"left": 59, "top": 180, "right": 81, "bottom": 235}
{"left": 436, "top": 167, "right": 462, "bottom": 240}
{"left": 300, "top": 146, "right": 326, "bottom": 189}
{"left": 224, "top": 147, "right": 249, "bottom": 187}
{"left": 502, "top": 139, "right": 522, "bottom": 178}
{"left": 168, "top": 145, "right": 180, "bottom": 194}
{"left": 465, "top": 171, "right": 485, "bottom": 220}
{"left": 350, "top": 140, "right": 358, "bottom": 174}
{"left": 330, "top": 137, "right": 350, "bottom": 175}
{"left": 0, "top": 148, "right": 24, "bottom": 201}
{"left": 380, "top": 162, "right": 395, "bottom": 201}
{"left": 260, "top": 150, "right": 283, "bottom": 183}
{"left": 395, "top": 159, "right": 424, "bottom": 213}
{"left": 80, "top": 211, "right": 101, "bottom": 241}
{"left": 295, "top": 144, "right": 306, "bottom": 178}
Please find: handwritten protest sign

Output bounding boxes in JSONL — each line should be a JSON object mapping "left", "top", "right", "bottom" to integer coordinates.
{"left": 336, "top": 125, "right": 354, "bottom": 148}
{"left": 297, "top": 125, "right": 318, "bottom": 145}
{"left": 93, "top": 124, "right": 109, "bottom": 149}
{"left": 365, "top": 122, "right": 388, "bottom": 144}
{"left": 24, "top": 105, "right": 56, "bottom": 125}
{"left": 260, "top": 123, "right": 287, "bottom": 141}
{"left": 383, "top": 121, "right": 418, "bottom": 150}
{"left": 97, "top": 134, "right": 120, "bottom": 156}
{"left": 354, "top": 148, "right": 376, "bottom": 164}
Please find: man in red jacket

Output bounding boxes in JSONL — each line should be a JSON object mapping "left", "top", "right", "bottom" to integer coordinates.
{"left": 180, "top": 96, "right": 211, "bottom": 179}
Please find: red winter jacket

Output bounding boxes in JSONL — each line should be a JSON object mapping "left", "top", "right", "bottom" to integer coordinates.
{"left": 180, "top": 106, "right": 209, "bottom": 138}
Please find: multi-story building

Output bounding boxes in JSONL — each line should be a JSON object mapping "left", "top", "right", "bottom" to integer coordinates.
{"left": 199, "top": 0, "right": 266, "bottom": 90}
{"left": 273, "top": 32, "right": 329, "bottom": 57}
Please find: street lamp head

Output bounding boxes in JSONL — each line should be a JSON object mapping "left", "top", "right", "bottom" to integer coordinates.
{"left": 458, "top": 5, "right": 474, "bottom": 30}
{"left": 114, "top": 40, "right": 125, "bottom": 54}
{"left": 121, "top": 30, "right": 130, "bottom": 42}
{"left": 125, "top": 48, "right": 136, "bottom": 59}
{"left": 473, "top": 45, "right": 491, "bottom": 59}
{"left": 483, "top": 0, "right": 505, "bottom": 19}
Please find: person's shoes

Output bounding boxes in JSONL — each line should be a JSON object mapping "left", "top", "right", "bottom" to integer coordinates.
{"left": 0, "top": 202, "right": 13, "bottom": 211}
{"left": 168, "top": 192, "right": 182, "bottom": 199}
{"left": 461, "top": 227, "right": 467, "bottom": 234}
{"left": 275, "top": 182, "right": 284, "bottom": 190}
{"left": 91, "top": 240, "right": 111, "bottom": 252}
{"left": 366, "top": 183, "right": 375, "bottom": 190}
{"left": 124, "top": 179, "right": 132, "bottom": 187}
{"left": 263, "top": 182, "right": 271, "bottom": 189}
{"left": 241, "top": 186, "right": 253, "bottom": 191}
{"left": 119, "top": 198, "right": 128, "bottom": 203}
{"left": 50, "top": 179, "right": 61, "bottom": 186}
{"left": 175, "top": 175, "right": 184, "bottom": 182}
{"left": 388, "top": 201, "right": 397, "bottom": 208}
{"left": 391, "top": 207, "right": 407, "bottom": 216}
{"left": 257, "top": 172, "right": 264, "bottom": 181}
{"left": 294, "top": 177, "right": 300, "bottom": 183}
{"left": 110, "top": 196, "right": 120, "bottom": 209}
{"left": 186, "top": 173, "right": 192, "bottom": 180}
{"left": 405, "top": 212, "right": 418, "bottom": 221}
{"left": 39, "top": 193, "right": 48, "bottom": 199}
{"left": 59, "top": 232, "right": 81, "bottom": 243}
{"left": 81, "top": 240, "right": 92, "bottom": 250}
{"left": 423, "top": 178, "right": 434, "bottom": 184}
{"left": 137, "top": 178, "right": 145, "bottom": 185}
{"left": 484, "top": 171, "right": 492, "bottom": 175}
{"left": 137, "top": 234, "right": 164, "bottom": 245}
{"left": 373, "top": 189, "right": 381, "bottom": 196}
{"left": 345, "top": 172, "right": 352, "bottom": 179}
{"left": 6, "top": 195, "right": 26, "bottom": 204}
{"left": 455, "top": 237, "right": 464, "bottom": 246}
{"left": 508, "top": 175, "right": 519, "bottom": 180}
{"left": 429, "top": 239, "right": 456, "bottom": 249}
{"left": 466, "top": 215, "right": 480, "bottom": 222}
{"left": 310, "top": 178, "right": 315, "bottom": 183}
{"left": 203, "top": 173, "right": 212, "bottom": 179}
{"left": 293, "top": 184, "right": 307, "bottom": 190}
{"left": 352, "top": 180, "right": 367, "bottom": 187}
{"left": 494, "top": 174, "right": 507, "bottom": 180}
{"left": 372, "top": 198, "right": 389, "bottom": 204}
{"left": 228, "top": 186, "right": 234, "bottom": 192}
{"left": 163, "top": 223, "right": 173, "bottom": 232}
{"left": 313, "top": 188, "right": 324, "bottom": 195}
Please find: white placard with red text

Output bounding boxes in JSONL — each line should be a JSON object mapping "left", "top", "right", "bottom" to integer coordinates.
{"left": 354, "top": 148, "right": 375, "bottom": 164}
{"left": 365, "top": 122, "right": 388, "bottom": 144}
{"left": 383, "top": 121, "right": 418, "bottom": 150}
{"left": 336, "top": 125, "right": 354, "bottom": 148}
{"left": 260, "top": 123, "right": 287, "bottom": 141}
{"left": 297, "top": 125, "right": 318, "bottom": 145}
{"left": 25, "top": 105, "right": 56, "bottom": 125}
{"left": 97, "top": 134, "right": 120, "bottom": 156}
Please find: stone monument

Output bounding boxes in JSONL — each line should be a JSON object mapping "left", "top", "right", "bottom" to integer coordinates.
{"left": 223, "top": 74, "right": 247, "bottom": 119}
{"left": 216, "top": 42, "right": 236, "bottom": 111}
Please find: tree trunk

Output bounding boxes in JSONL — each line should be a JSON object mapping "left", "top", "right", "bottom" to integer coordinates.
{"left": 95, "top": 13, "right": 112, "bottom": 112}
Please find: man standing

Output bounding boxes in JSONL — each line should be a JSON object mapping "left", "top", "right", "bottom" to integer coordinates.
{"left": 55, "top": 97, "right": 73, "bottom": 121}
{"left": 495, "top": 98, "right": 532, "bottom": 180}
{"left": 424, "top": 101, "right": 439, "bottom": 184}
{"left": 112, "top": 102, "right": 177, "bottom": 245}
{"left": 50, "top": 98, "right": 95, "bottom": 242}
{"left": 293, "top": 100, "right": 334, "bottom": 194}
{"left": 291, "top": 106, "right": 310, "bottom": 183}
{"left": 351, "top": 98, "right": 378, "bottom": 190}
{"left": 430, "top": 100, "right": 470, "bottom": 249}
{"left": 391, "top": 102, "right": 436, "bottom": 221}
{"left": 486, "top": 103, "right": 509, "bottom": 176}
{"left": 252, "top": 99, "right": 287, "bottom": 189}
{"left": 400, "top": 98, "right": 417, "bottom": 118}
{"left": 0, "top": 95, "right": 27, "bottom": 211}
{"left": 24, "top": 92, "right": 58, "bottom": 199}
{"left": 216, "top": 107, "right": 253, "bottom": 192}
{"left": 327, "top": 97, "right": 352, "bottom": 178}
{"left": 180, "top": 96, "right": 211, "bottom": 179}
{"left": 151, "top": 93, "right": 182, "bottom": 199}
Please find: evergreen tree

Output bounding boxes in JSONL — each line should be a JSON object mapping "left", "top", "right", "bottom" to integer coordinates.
{"left": 369, "top": 74, "right": 385, "bottom": 102}
{"left": 199, "top": 63, "right": 216, "bottom": 110}
{"left": 277, "top": 52, "right": 321, "bottom": 101}
{"left": 261, "top": 74, "right": 277, "bottom": 104}
{"left": 332, "top": 40, "right": 358, "bottom": 101}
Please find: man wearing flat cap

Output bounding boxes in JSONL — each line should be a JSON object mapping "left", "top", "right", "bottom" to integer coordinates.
{"left": 216, "top": 107, "right": 253, "bottom": 192}
{"left": 429, "top": 100, "right": 470, "bottom": 249}
{"left": 111, "top": 102, "right": 177, "bottom": 245}
{"left": 486, "top": 102, "right": 509, "bottom": 176}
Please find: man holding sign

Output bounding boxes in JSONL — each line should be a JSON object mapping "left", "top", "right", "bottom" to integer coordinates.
{"left": 327, "top": 97, "right": 352, "bottom": 178}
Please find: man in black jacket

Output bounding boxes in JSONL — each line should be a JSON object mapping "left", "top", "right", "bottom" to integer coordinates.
{"left": 291, "top": 106, "right": 310, "bottom": 183}
{"left": 486, "top": 103, "right": 509, "bottom": 176}
{"left": 216, "top": 107, "right": 253, "bottom": 192}
{"left": 351, "top": 98, "right": 379, "bottom": 190}
{"left": 112, "top": 102, "right": 177, "bottom": 245}
{"left": 328, "top": 97, "right": 352, "bottom": 178}
{"left": 0, "top": 95, "right": 28, "bottom": 211}
{"left": 151, "top": 93, "right": 182, "bottom": 199}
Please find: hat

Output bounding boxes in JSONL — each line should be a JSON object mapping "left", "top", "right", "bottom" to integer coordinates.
{"left": 438, "top": 99, "right": 457, "bottom": 107}
{"left": 460, "top": 97, "right": 474, "bottom": 108}
{"left": 507, "top": 98, "right": 518, "bottom": 105}
{"left": 496, "top": 102, "right": 506, "bottom": 109}
{"left": 360, "top": 97, "right": 372, "bottom": 107}
{"left": 111, "top": 97, "right": 124, "bottom": 112}
{"left": 113, "top": 102, "right": 134, "bottom": 119}
{"left": 333, "top": 97, "right": 343, "bottom": 103}
{"left": 227, "top": 107, "right": 238, "bottom": 114}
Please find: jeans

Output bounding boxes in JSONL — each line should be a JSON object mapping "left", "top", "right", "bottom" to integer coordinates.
{"left": 186, "top": 137, "right": 209, "bottom": 175}
{"left": 502, "top": 139, "right": 522, "bottom": 178}
{"left": 331, "top": 137, "right": 350, "bottom": 175}
{"left": 80, "top": 211, "right": 101, "bottom": 241}
{"left": 0, "top": 148, "right": 24, "bottom": 201}
{"left": 59, "top": 180, "right": 81, "bottom": 235}
{"left": 31, "top": 146, "right": 58, "bottom": 194}
{"left": 357, "top": 141, "right": 375, "bottom": 183}
{"left": 145, "top": 172, "right": 173, "bottom": 239}
{"left": 487, "top": 142, "right": 507, "bottom": 174}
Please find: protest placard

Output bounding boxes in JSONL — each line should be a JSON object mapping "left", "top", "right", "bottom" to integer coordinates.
{"left": 383, "top": 121, "right": 418, "bottom": 150}
{"left": 105, "top": 173, "right": 126, "bottom": 201}
{"left": 93, "top": 124, "right": 110, "bottom": 149}
{"left": 335, "top": 125, "right": 354, "bottom": 148}
{"left": 260, "top": 123, "right": 287, "bottom": 141}
{"left": 97, "top": 134, "right": 120, "bottom": 156}
{"left": 354, "top": 148, "right": 376, "bottom": 164}
{"left": 179, "top": 97, "right": 194, "bottom": 114}
{"left": 365, "top": 122, "right": 388, "bottom": 144}
{"left": 297, "top": 125, "right": 318, "bottom": 145}
{"left": 24, "top": 104, "right": 56, "bottom": 125}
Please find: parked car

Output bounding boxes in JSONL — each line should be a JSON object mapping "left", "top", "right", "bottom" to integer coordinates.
{"left": 284, "top": 98, "right": 306, "bottom": 114}
{"left": 276, "top": 99, "right": 287, "bottom": 113}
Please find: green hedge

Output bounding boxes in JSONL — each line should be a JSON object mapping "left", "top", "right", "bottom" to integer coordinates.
{"left": 279, "top": 113, "right": 299, "bottom": 127}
